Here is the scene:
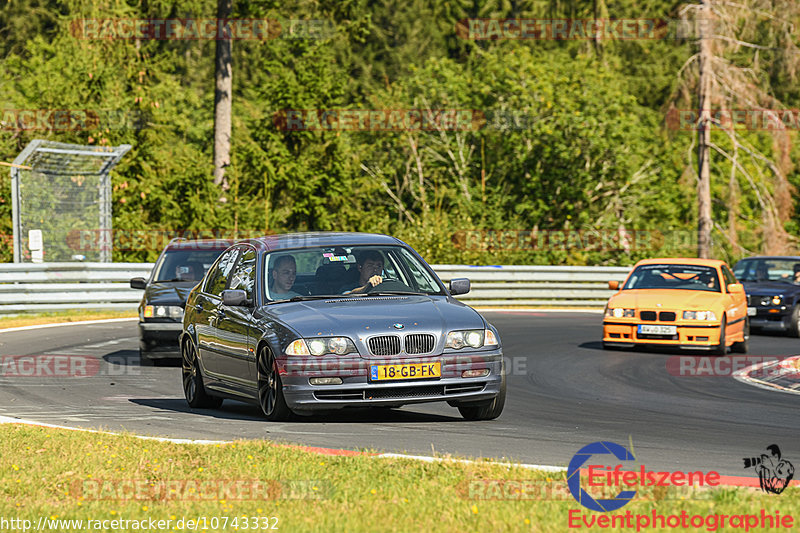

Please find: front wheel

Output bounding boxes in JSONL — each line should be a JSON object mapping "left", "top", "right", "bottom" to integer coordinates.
{"left": 182, "top": 341, "right": 223, "bottom": 408}
{"left": 457, "top": 365, "right": 506, "bottom": 421}
{"left": 257, "top": 346, "right": 292, "bottom": 421}
{"left": 789, "top": 305, "right": 800, "bottom": 337}
{"left": 712, "top": 317, "right": 728, "bottom": 356}
{"left": 731, "top": 318, "right": 749, "bottom": 354}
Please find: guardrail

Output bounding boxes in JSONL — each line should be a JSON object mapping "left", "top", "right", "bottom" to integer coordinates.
{"left": 0, "top": 263, "right": 632, "bottom": 314}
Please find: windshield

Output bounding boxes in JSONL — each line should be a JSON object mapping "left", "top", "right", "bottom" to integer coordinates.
{"left": 153, "top": 249, "right": 228, "bottom": 282}
{"left": 734, "top": 258, "right": 800, "bottom": 284}
{"left": 623, "top": 264, "right": 721, "bottom": 292}
{"left": 263, "top": 245, "right": 444, "bottom": 301}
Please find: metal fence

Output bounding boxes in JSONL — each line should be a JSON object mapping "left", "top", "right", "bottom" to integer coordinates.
{"left": 0, "top": 263, "right": 632, "bottom": 314}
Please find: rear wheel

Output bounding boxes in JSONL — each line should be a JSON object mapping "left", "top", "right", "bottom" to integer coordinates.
{"left": 712, "top": 317, "right": 728, "bottom": 356}
{"left": 182, "top": 341, "right": 223, "bottom": 408}
{"left": 457, "top": 364, "right": 506, "bottom": 421}
{"left": 257, "top": 346, "right": 292, "bottom": 421}
{"left": 731, "top": 318, "right": 749, "bottom": 354}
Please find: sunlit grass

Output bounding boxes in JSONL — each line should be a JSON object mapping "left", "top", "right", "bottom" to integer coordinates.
{"left": 0, "top": 424, "right": 797, "bottom": 532}
{"left": 0, "top": 310, "right": 136, "bottom": 330}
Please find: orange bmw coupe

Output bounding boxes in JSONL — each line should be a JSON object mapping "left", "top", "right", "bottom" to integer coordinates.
{"left": 602, "top": 258, "right": 749, "bottom": 354}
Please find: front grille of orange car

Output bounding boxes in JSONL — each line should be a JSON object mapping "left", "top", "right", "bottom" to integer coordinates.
{"left": 658, "top": 312, "right": 676, "bottom": 322}
{"left": 640, "top": 311, "right": 657, "bottom": 321}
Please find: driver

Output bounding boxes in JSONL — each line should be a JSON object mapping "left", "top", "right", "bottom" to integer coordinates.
{"left": 342, "top": 251, "right": 384, "bottom": 294}
{"left": 269, "top": 255, "right": 301, "bottom": 300}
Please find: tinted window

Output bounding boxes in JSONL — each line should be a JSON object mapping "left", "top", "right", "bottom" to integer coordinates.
{"left": 229, "top": 247, "right": 256, "bottom": 299}
{"left": 204, "top": 248, "right": 240, "bottom": 296}
{"left": 623, "top": 264, "right": 721, "bottom": 292}
{"left": 152, "top": 248, "right": 228, "bottom": 282}
{"left": 721, "top": 265, "right": 737, "bottom": 287}
{"left": 734, "top": 258, "right": 800, "bottom": 283}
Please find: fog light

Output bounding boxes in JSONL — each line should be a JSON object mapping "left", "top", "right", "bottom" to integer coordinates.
{"left": 462, "top": 369, "right": 489, "bottom": 378}
{"left": 310, "top": 377, "right": 343, "bottom": 385}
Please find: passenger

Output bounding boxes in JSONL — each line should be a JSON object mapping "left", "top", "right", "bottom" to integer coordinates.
{"left": 342, "top": 251, "right": 384, "bottom": 294}
{"left": 793, "top": 264, "right": 800, "bottom": 284}
{"left": 269, "top": 255, "right": 301, "bottom": 300}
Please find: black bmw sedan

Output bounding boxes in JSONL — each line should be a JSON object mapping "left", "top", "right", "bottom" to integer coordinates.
{"left": 180, "top": 232, "right": 505, "bottom": 421}
{"left": 733, "top": 255, "right": 800, "bottom": 336}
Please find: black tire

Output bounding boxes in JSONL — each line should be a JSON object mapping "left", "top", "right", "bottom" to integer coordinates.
{"left": 257, "top": 346, "right": 292, "bottom": 421}
{"left": 789, "top": 305, "right": 800, "bottom": 337}
{"left": 712, "top": 317, "right": 727, "bottom": 356}
{"left": 182, "top": 341, "right": 223, "bottom": 409}
{"left": 731, "top": 317, "right": 749, "bottom": 354}
{"left": 458, "top": 364, "right": 506, "bottom": 421}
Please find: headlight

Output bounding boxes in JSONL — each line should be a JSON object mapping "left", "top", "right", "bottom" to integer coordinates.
{"left": 143, "top": 305, "right": 183, "bottom": 320}
{"left": 605, "top": 308, "right": 635, "bottom": 318}
{"left": 290, "top": 337, "right": 357, "bottom": 357}
{"left": 446, "top": 329, "right": 497, "bottom": 349}
{"left": 682, "top": 310, "right": 717, "bottom": 321}
{"left": 772, "top": 296, "right": 782, "bottom": 306}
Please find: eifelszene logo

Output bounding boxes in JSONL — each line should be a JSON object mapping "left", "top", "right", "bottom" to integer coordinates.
{"left": 567, "top": 441, "right": 721, "bottom": 512}
{"left": 743, "top": 445, "right": 795, "bottom": 494}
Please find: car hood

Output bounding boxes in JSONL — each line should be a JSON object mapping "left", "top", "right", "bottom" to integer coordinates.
{"left": 145, "top": 282, "right": 197, "bottom": 306}
{"left": 743, "top": 281, "right": 799, "bottom": 296}
{"left": 608, "top": 289, "right": 723, "bottom": 310}
{"left": 263, "top": 295, "right": 485, "bottom": 338}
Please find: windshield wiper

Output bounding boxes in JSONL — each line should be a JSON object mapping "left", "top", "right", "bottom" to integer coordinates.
{"left": 268, "top": 295, "right": 350, "bottom": 304}
{"left": 363, "top": 291, "right": 426, "bottom": 296}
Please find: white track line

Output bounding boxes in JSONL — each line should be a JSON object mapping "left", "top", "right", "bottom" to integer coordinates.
{"left": 0, "top": 317, "right": 137, "bottom": 334}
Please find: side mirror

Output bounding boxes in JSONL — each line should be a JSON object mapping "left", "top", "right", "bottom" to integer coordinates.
{"left": 130, "top": 277, "right": 147, "bottom": 290}
{"left": 449, "top": 278, "right": 471, "bottom": 296}
{"left": 222, "top": 289, "right": 250, "bottom": 307}
{"left": 727, "top": 283, "right": 745, "bottom": 294}
{"left": 608, "top": 280, "right": 620, "bottom": 290}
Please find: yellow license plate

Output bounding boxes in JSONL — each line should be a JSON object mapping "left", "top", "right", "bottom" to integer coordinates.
{"left": 370, "top": 362, "right": 441, "bottom": 381}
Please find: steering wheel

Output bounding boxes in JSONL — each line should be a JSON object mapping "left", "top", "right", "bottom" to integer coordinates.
{"left": 366, "top": 278, "right": 412, "bottom": 293}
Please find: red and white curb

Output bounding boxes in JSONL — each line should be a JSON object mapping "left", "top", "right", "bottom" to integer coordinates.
{"left": 733, "top": 355, "right": 800, "bottom": 396}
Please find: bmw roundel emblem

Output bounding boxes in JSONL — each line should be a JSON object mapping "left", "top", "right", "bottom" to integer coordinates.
{"left": 393, "top": 323, "right": 404, "bottom": 330}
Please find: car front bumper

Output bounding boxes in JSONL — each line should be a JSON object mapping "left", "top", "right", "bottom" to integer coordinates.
{"left": 603, "top": 321, "right": 723, "bottom": 349}
{"left": 748, "top": 308, "right": 790, "bottom": 331}
{"left": 138, "top": 321, "right": 183, "bottom": 357}
{"left": 279, "top": 349, "right": 504, "bottom": 411}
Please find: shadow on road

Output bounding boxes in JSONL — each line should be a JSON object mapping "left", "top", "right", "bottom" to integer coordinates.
{"left": 130, "top": 397, "right": 462, "bottom": 423}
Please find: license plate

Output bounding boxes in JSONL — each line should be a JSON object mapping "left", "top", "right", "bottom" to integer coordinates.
{"left": 638, "top": 324, "right": 677, "bottom": 335}
{"left": 747, "top": 307, "right": 756, "bottom": 316}
{"left": 370, "top": 362, "right": 441, "bottom": 381}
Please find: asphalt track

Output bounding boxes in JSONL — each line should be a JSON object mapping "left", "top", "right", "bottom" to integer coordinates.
{"left": 1, "top": 312, "right": 798, "bottom": 476}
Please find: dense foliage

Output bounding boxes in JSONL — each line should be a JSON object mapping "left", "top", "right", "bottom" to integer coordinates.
{"left": 1, "top": 0, "right": 798, "bottom": 264}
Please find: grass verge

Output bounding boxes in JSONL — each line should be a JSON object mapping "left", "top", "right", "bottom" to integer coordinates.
{"left": 0, "top": 424, "right": 797, "bottom": 532}
{"left": 0, "top": 310, "right": 136, "bottom": 330}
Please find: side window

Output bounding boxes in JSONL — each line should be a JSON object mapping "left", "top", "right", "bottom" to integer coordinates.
{"left": 229, "top": 247, "right": 256, "bottom": 299}
{"left": 204, "top": 248, "right": 239, "bottom": 296}
{"left": 722, "top": 265, "right": 737, "bottom": 287}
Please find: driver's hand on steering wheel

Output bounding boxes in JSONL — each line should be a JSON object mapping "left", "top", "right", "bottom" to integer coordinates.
{"left": 367, "top": 275, "right": 383, "bottom": 288}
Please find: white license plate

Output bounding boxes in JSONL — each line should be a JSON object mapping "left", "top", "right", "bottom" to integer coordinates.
{"left": 747, "top": 307, "right": 756, "bottom": 316}
{"left": 638, "top": 324, "right": 676, "bottom": 335}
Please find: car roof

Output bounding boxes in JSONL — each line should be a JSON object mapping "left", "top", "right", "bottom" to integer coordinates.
{"left": 165, "top": 239, "right": 235, "bottom": 251}
{"left": 243, "top": 232, "right": 403, "bottom": 251}
{"left": 735, "top": 256, "right": 800, "bottom": 261}
{"left": 633, "top": 257, "right": 728, "bottom": 268}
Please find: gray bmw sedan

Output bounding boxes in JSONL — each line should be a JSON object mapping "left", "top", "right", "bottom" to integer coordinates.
{"left": 180, "top": 232, "right": 505, "bottom": 421}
